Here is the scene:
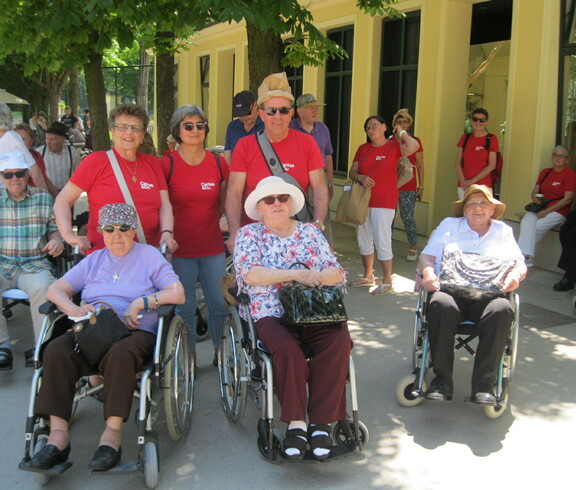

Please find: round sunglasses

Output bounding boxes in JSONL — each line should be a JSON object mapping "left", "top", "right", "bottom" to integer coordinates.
{"left": 101, "top": 224, "right": 132, "bottom": 233}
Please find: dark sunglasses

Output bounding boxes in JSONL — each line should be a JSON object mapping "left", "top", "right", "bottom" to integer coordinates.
{"left": 260, "top": 194, "right": 290, "bottom": 205}
{"left": 181, "top": 122, "right": 207, "bottom": 131}
{"left": 472, "top": 116, "right": 487, "bottom": 123}
{"left": 262, "top": 107, "right": 291, "bottom": 116}
{"left": 1, "top": 170, "right": 28, "bottom": 179}
{"left": 102, "top": 224, "right": 132, "bottom": 233}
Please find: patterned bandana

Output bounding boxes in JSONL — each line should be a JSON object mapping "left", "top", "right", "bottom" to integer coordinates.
{"left": 98, "top": 203, "right": 138, "bottom": 229}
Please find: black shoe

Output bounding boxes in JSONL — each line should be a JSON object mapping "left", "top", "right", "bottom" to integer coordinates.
{"left": 553, "top": 278, "right": 575, "bottom": 291}
{"left": 2, "top": 309, "right": 14, "bottom": 321}
{"left": 29, "top": 444, "right": 71, "bottom": 470}
{"left": 425, "top": 378, "right": 453, "bottom": 401}
{"left": 88, "top": 445, "right": 121, "bottom": 471}
{"left": 0, "top": 347, "right": 13, "bottom": 370}
{"left": 24, "top": 348, "right": 35, "bottom": 368}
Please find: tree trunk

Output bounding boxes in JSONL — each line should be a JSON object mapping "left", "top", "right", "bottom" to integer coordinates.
{"left": 84, "top": 51, "right": 110, "bottom": 151}
{"left": 155, "top": 31, "right": 175, "bottom": 155}
{"left": 137, "top": 43, "right": 150, "bottom": 111}
{"left": 246, "top": 21, "right": 284, "bottom": 95}
{"left": 37, "top": 69, "right": 69, "bottom": 123}
{"left": 69, "top": 66, "right": 80, "bottom": 115}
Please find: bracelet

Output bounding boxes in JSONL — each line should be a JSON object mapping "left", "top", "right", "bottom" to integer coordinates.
{"left": 152, "top": 293, "right": 159, "bottom": 310}
{"left": 141, "top": 295, "right": 150, "bottom": 312}
{"left": 162, "top": 230, "right": 173, "bottom": 235}
{"left": 399, "top": 130, "right": 407, "bottom": 138}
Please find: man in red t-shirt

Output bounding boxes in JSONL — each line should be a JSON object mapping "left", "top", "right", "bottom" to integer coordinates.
{"left": 455, "top": 108, "right": 499, "bottom": 199}
{"left": 225, "top": 72, "right": 328, "bottom": 253}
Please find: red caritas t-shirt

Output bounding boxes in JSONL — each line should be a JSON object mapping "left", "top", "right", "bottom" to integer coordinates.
{"left": 457, "top": 133, "right": 499, "bottom": 187}
{"left": 398, "top": 136, "right": 423, "bottom": 192}
{"left": 230, "top": 130, "right": 325, "bottom": 224}
{"left": 537, "top": 166, "right": 576, "bottom": 217}
{"left": 160, "top": 151, "right": 228, "bottom": 257}
{"left": 354, "top": 140, "right": 402, "bottom": 209}
{"left": 70, "top": 149, "right": 167, "bottom": 251}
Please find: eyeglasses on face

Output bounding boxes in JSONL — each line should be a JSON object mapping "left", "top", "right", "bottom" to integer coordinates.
{"left": 365, "top": 123, "right": 382, "bottom": 132}
{"left": 552, "top": 152, "right": 569, "bottom": 158}
{"left": 102, "top": 224, "right": 132, "bottom": 233}
{"left": 464, "top": 200, "right": 491, "bottom": 209}
{"left": 260, "top": 194, "right": 291, "bottom": 205}
{"left": 114, "top": 124, "right": 145, "bottom": 133}
{"left": 181, "top": 121, "right": 207, "bottom": 131}
{"left": 262, "top": 107, "right": 291, "bottom": 116}
{"left": 1, "top": 170, "right": 28, "bottom": 179}
{"left": 472, "top": 117, "right": 487, "bottom": 123}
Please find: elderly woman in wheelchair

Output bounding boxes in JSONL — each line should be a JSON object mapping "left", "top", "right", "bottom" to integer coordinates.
{"left": 415, "top": 185, "right": 526, "bottom": 406}
{"left": 233, "top": 176, "right": 352, "bottom": 461}
{"left": 25, "top": 203, "right": 184, "bottom": 473}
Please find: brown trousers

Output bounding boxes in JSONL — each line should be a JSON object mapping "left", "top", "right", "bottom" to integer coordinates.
{"left": 255, "top": 316, "right": 352, "bottom": 424}
{"left": 35, "top": 330, "right": 156, "bottom": 422}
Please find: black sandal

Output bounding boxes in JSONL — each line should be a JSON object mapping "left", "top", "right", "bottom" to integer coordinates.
{"left": 282, "top": 428, "right": 308, "bottom": 460}
{"left": 308, "top": 424, "right": 332, "bottom": 461}
{"left": 0, "top": 347, "right": 13, "bottom": 371}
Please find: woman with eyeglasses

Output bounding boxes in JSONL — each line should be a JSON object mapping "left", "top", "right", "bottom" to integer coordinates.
{"left": 29, "top": 203, "right": 185, "bottom": 472}
{"left": 54, "top": 104, "right": 177, "bottom": 253}
{"left": 160, "top": 105, "right": 229, "bottom": 364}
{"left": 235, "top": 176, "right": 350, "bottom": 461}
{"left": 348, "top": 115, "right": 419, "bottom": 295}
{"left": 455, "top": 108, "right": 499, "bottom": 200}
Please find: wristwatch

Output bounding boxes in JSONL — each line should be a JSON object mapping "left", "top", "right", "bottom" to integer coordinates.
{"left": 313, "top": 219, "right": 325, "bottom": 232}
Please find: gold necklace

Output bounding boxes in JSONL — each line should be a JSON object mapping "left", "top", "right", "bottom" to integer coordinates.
{"left": 118, "top": 154, "right": 139, "bottom": 183}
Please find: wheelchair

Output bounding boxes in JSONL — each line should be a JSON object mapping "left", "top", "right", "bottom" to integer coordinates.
{"left": 395, "top": 288, "right": 520, "bottom": 419}
{"left": 217, "top": 290, "right": 369, "bottom": 462}
{"left": 18, "top": 301, "right": 195, "bottom": 488}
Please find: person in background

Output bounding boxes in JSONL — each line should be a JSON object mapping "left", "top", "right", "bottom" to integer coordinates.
{"left": 455, "top": 108, "right": 498, "bottom": 199}
{"left": 391, "top": 108, "right": 424, "bottom": 262}
{"left": 517, "top": 145, "right": 576, "bottom": 267}
{"left": 60, "top": 107, "right": 80, "bottom": 131}
{"left": 223, "top": 90, "right": 264, "bottom": 164}
{"left": 163, "top": 135, "right": 179, "bottom": 157}
{"left": 289, "top": 93, "right": 335, "bottom": 247}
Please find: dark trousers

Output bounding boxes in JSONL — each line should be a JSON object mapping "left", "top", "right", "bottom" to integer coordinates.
{"left": 35, "top": 330, "right": 156, "bottom": 422}
{"left": 558, "top": 210, "right": 576, "bottom": 280}
{"left": 255, "top": 317, "right": 352, "bottom": 424}
{"left": 426, "top": 291, "right": 513, "bottom": 393}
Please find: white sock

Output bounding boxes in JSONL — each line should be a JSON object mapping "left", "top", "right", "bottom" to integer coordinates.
{"left": 310, "top": 425, "right": 331, "bottom": 457}
{"left": 285, "top": 421, "right": 307, "bottom": 456}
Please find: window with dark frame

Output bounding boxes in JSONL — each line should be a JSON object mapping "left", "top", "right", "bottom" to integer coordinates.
{"left": 324, "top": 26, "right": 354, "bottom": 175}
{"left": 200, "top": 55, "right": 210, "bottom": 112}
{"left": 559, "top": 0, "right": 576, "bottom": 169}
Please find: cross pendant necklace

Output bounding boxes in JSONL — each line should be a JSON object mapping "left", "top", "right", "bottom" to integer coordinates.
{"left": 118, "top": 154, "right": 139, "bottom": 183}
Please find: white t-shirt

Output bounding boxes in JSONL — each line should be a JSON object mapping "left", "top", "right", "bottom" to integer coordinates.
{"left": 0, "top": 131, "right": 35, "bottom": 167}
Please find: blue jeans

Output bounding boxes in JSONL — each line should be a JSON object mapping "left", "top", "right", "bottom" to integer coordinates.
{"left": 172, "top": 253, "right": 227, "bottom": 347}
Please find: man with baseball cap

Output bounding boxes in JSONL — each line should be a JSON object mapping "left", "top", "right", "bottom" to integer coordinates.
{"left": 0, "top": 152, "right": 64, "bottom": 370}
{"left": 290, "top": 93, "right": 335, "bottom": 245}
{"left": 223, "top": 90, "right": 264, "bottom": 164}
{"left": 225, "top": 73, "right": 328, "bottom": 253}
{"left": 36, "top": 121, "right": 80, "bottom": 191}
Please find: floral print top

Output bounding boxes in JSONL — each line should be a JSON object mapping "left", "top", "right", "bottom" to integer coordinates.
{"left": 234, "top": 222, "right": 346, "bottom": 321}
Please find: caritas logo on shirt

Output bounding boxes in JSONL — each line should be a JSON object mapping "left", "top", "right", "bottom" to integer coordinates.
{"left": 282, "top": 162, "right": 295, "bottom": 171}
{"left": 201, "top": 182, "right": 216, "bottom": 190}
{"left": 140, "top": 181, "right": 154, "bottom": 190}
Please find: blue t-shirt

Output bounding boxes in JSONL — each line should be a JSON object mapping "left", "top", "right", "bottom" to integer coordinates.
{"left": 224, "top": 117, "right": 264, "bottom": 153}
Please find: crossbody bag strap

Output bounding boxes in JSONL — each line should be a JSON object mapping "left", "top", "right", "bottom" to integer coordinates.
{"left": 106, "top": 150, "right": 147, "bottom": 244}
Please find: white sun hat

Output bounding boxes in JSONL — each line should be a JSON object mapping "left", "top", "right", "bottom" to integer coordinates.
{"left": 244, "top": 176, "right": 305, "bottom": 221}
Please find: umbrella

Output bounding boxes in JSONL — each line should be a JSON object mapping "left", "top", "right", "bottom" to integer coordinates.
{"left": 0, "top": 89, "right": 29, "bottom": 105}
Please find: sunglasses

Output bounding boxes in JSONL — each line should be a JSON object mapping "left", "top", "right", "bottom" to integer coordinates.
{"left": 114, "top": 124, "right": 145, "bottom": 133}
{"left": 262, "top": 107, "right": 291, "bottom": 116}
{"left": 101, "top": 224, "right": 132, "bottom": 233}
{"left": 260, "top": 194, "right": 291, "bottom": 205}
{"left": 181, "top": 122, "right": 207, "bottom": 131}
{"left": 472, "top": 117, "right": 487, "bottom": 123}
{"left": 1, "top": 170, "right": 28, "bottom": 179}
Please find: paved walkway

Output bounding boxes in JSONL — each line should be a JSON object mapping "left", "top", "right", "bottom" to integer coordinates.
{"left": 1, "top": 222, "right": 575, "bottom": 489}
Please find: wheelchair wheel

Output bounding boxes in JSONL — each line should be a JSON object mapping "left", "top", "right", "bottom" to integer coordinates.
{"left": 163, "top": 317, "right": 195, "bottom": 442}
{"left": 396, "top": 374, "right": 427, "bottom": 407}
{"left": 332, "top": 419, "right": 369, "bottom": 449}
{"left": 143, "top": 441, "right": 159, "bottom": 489}
{"left": 484, "top": 393, "right": 509, "bottom": 419}
{"left": 218, "top": 307, "right": 247, "bottom": 423}
{"left": 508, "top": 318, "right": 519, "bottom": 379}
{"left": 32, "top": 434, "right": 50, "bottom": 485}
{"left": 257, "top": 419, "right": 284, "bottom": 461}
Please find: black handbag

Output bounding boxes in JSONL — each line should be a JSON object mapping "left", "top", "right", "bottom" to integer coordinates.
{"left": 439, "top": 245, "right": 517, "bottom": 300}
{"left": 524, "top": 197, "right": 560, "bottom": 213}
{"left": 72, "top": 302, "right": 131, "bottom": 367}
{"left": 277, "top": 263, "right": 348, "bottom": 326}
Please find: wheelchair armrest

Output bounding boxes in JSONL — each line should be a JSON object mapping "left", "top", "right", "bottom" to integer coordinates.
{"left": 38, "top": 301, "right": 57, "bottom": 315}
{"left": 157, "top": 304, "right": 175, "bottom": 317}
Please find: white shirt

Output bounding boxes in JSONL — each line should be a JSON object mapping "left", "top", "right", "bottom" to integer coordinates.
{"left": 37, "top": 143, "right": 80, "bottom": 190}
{"left": 422, "top": 217, "right": 524, "bottom": 276}
{"left": 0, "top": 131, "right": 35, "bottom": 166}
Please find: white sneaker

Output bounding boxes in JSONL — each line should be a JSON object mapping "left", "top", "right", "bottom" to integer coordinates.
{"left": 406, "top": 249, "right": 418, "bottom": 262}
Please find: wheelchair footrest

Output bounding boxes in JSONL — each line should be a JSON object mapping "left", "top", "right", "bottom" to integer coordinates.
{"left": 91, "top": 460, "right": 140, "bottom": 474}
{"left": 19, "top": 459, "right": 73, "bottom": 474}
{"left": 270, "top": 444, "right": 359, "bottom": 464}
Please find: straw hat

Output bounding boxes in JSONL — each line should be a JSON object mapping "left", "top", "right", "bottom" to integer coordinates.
{"left": 257, "top": 72, "right": 294, "bottom": 105}
{"left": 451, "top": 185, "right": 506, "bottom": 220}
{"left": 244, "top": 176, "right": 304, "bottom": 221}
